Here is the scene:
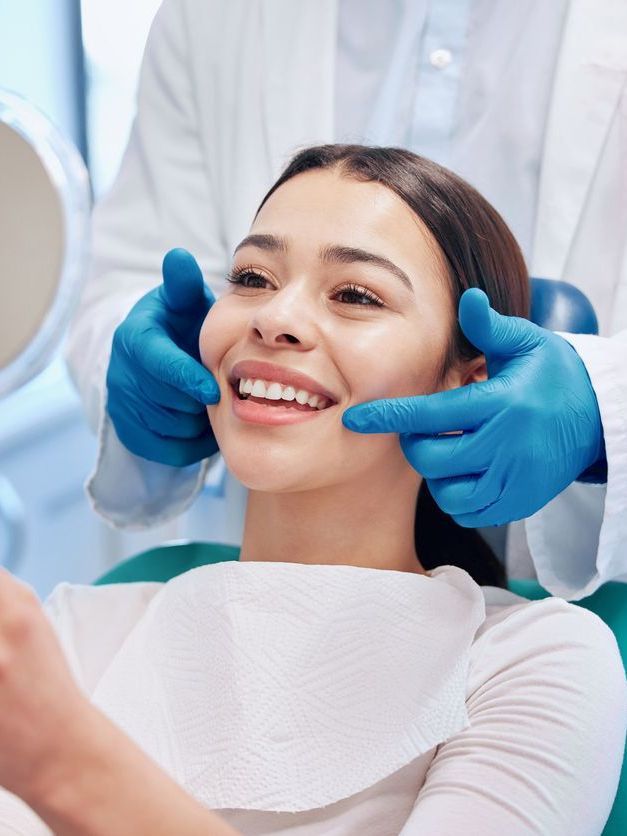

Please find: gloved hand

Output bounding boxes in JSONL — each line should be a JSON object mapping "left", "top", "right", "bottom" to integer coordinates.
{"left": 342, "top": 288, "right": 606, "bottom": 527}
{"left": 106, "top": 248, "right": 220, "bottom": 466}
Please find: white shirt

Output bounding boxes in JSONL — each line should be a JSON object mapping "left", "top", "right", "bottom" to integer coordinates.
{"left": 336, "top": 0, "right": 568, "bottom": 258}
{"left": 0, "top": 562, "right": 624, "bottom": 834}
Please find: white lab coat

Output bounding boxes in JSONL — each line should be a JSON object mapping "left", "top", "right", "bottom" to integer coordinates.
{"left": 66, "top": 0, "right": 627, "bottom": 600}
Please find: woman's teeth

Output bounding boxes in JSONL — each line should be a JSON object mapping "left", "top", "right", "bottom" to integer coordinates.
{"left": 237, "top": 378, "right": 329, "bottom": 410}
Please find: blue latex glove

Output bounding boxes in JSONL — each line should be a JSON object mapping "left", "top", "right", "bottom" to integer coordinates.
{"left": 343, "top": 288, "right": 606, "bottom": 526}
{"left": 106, "top": 248, "right": 220, "bottom": 466}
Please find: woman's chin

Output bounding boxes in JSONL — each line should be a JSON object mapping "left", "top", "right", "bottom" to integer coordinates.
{"left": 220, "top": 445, "right": 319, "bottom": 493}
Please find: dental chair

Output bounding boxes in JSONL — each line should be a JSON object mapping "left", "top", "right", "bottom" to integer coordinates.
{"left": 94, "top": 278, "right": 625, "bottom": 835}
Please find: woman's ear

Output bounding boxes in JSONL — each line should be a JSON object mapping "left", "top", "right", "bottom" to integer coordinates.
{"left": 460, "top": 354, "right": 487, "bottom": 386}
{"left": 440, "top": 355, "right": 487, "bottom": 391}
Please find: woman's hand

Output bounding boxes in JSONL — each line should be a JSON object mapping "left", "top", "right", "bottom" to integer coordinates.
{"left": 0, "top": 568, "right": 91, "bottom": 805}
{"left": 0, "top": 569, "right": 240, "bottom": 835}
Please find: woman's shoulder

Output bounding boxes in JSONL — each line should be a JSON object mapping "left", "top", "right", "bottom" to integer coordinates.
{"left": 43, "top": 580, "right": 164, "bottom": 696}
{"left": 469, "top": 586, "right": 624, "bottom": 701}
{"left": 477, "top": 584, "right": 619, "bottom": 640}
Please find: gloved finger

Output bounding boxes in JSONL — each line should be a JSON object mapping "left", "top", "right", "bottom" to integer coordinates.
{"left": 139, "top": 402, "right": 211, "bottom": 440}
{"left": 427, "top": 469, "right": 503, "bottom": 518}
{"left": 459, "top": 288, "right": 540, "bottom": 357}
{"left": 162, "top": 248, "right": 216, "bottom": 313}
{"left": 342, "top": 379, "right": 504, "bottom": 435}
{"left": 141, "top": 329, "right": 220, "bottom": 404}
{"left": 138, "top": 372, "right": 211, "bottom": 415}
{"left": 112, "top": 416, "right": 219, "bottom": 467}
{"left": 400, "top": 430, "right": 491, "bottom": 480}
{"left": 451, "top": 501, "right": 517, "bottom": 528}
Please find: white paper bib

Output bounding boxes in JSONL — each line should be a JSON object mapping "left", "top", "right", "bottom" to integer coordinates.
{"left": 92, "top": 561, "right": 485, "bottom": 812}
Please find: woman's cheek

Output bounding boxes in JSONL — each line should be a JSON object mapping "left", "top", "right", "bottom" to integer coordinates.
{"left": 198, "top": 315, "right": 213, "bottom": 370}
{"left": 348, "top": 347, "right": 436, "bottom": 404}
{"left": 340, "top": 314, "right": 445, "bottom": 401}
{"left": 198, "top": 302, "right": 232, "bottom": 373}
{"left": 381, "top": 333, "right": 450, "bottom": 398}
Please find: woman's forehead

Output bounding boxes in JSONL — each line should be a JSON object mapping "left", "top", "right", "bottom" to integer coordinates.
{"left": 254, "top": 168, "right": 412, "bottom": 230}
{"left": 249, "top": 169, "right": 446, "bottom": 284}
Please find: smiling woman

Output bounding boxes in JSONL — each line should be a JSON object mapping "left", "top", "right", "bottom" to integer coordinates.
{"left": 2, "top": 146, "right": 623, "bottom": 836}
{"left": 200, "top": 145, "right": 530, "bottom": 584}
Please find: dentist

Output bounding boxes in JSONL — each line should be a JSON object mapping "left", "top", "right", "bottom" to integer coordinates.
{"left": 67, "top": 0, "right": 627, "bottom": 600}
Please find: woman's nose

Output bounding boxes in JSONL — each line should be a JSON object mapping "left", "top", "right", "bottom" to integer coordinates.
{"left": 249, "top": 286, "right": 317, "bottom": 349}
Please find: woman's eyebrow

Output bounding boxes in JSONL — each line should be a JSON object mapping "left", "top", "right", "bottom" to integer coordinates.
{"left": 233, "top": 234, "right": 414, "bottom": 294}
{"left": 233, "top": 233, "right": 288, "bottom": 255}
{"left": 319, "top": 244, "right": 414, "bottom": 293}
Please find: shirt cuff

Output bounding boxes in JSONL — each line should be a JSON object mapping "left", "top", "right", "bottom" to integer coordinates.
{"left": 85, "top": 391, "right": 212, "bottom": 530}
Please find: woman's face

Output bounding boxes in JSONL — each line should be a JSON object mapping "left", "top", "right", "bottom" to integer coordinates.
{"left": 200, "top": 168, "right": 468, "bottom": 493}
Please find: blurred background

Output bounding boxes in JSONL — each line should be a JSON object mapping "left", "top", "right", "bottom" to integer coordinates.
{"left": 0, "top": 0, "right": 233, "bottom": 598}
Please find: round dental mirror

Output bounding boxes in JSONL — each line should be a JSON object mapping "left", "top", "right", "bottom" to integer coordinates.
{"left": 0, "top": 90, "right": 90, "bottom": 398}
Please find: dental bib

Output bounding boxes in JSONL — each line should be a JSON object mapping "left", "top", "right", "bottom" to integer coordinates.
{"left": 92, "top": 560, "right": 485, "bottom": 813}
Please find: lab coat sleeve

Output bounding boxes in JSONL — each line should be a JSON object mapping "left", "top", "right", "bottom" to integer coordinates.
{"left": 399, "top": 599, "right": 626, "bottom": 835}
{"left": 524, "top": 328, "right": 627, "bottom": 599}
{"left": 64, "top": 0, "right": 226, "bottom": 527}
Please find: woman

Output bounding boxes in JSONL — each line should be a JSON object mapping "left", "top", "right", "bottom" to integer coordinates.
{"left": 0, "top": 146, "right": 624, "bottom": 835}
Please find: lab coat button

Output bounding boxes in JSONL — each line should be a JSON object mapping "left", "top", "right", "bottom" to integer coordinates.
{"left": 429, "top": 48, "right": 452, "bottom": 69}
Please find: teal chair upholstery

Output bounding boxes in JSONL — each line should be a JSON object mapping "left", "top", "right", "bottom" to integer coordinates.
{"left": 95, "top": 541, "right": 241, "bottom": 585}
{"left": 95, "top": 540, "right": 626, "bottom": 835}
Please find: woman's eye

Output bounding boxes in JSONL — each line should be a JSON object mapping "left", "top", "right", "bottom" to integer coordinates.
{"left": 334, "top": 283, "right": 384, "bottom": 307}
{"left": 226, "top": 269, "right": 270, "bottom": 289}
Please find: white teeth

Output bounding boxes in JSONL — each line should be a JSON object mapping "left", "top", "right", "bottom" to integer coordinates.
{"left": 237, "top": 377, "right": 332, "bottom": 409}
{"left": 265, "top": 382, "right": 283, "bottom": 400}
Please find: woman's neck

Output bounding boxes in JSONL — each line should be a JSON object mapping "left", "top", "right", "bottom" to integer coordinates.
{"left": 239, "top": 464, "right": 425, "bottom": 575}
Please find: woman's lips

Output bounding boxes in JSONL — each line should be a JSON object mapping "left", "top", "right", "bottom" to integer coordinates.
{"left": 229, "top": 360, "right": 338, "bottom": 404}
{"left": 229, "top": 381, "right": 335, "bottom": 426}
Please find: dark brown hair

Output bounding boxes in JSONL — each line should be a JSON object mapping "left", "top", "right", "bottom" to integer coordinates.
{"left": 256, "top": 145, "right": 530, "bottom": 587}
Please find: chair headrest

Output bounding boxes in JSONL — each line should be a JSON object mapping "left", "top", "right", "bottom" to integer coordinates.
{"left": 530, "top": 277, "right": 598, "bottom": 335}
